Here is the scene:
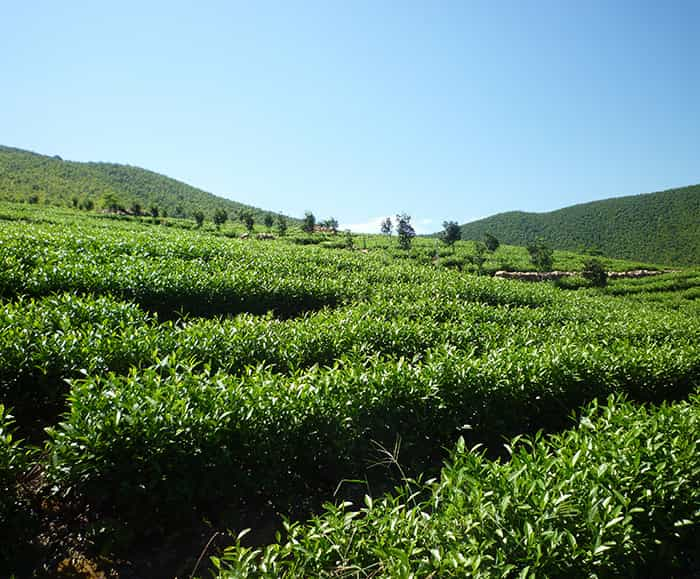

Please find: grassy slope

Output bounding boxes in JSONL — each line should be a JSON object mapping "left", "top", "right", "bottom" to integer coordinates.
{"left": 0, "top": 145, "right": 296, "bottom": 223}
{"left": 457, "top": 184, "right": 700, "bottom": 266}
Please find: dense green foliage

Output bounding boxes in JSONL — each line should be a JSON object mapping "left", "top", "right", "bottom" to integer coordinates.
{"left": 582, "top": 258, "right": 608, "bottom": 287}
{"left": 361, "top": 233, "right": 658, "bottom": 274}
{"left": 601, "top": 270, "right": 700, "bottom": 308}
{"left": 0, "top": 405, "right": 27, "bottom": 520}
{"left": 457, "top": 184, "right": 700, "bottom": 266}
{"left": 0, "top": 145, "right": 296, "bottom": 224}
{"left": 0, "top": 217, "right": 368, "bottom": 318}
{"left": 45, "top": 322, "right": 700, "bottom": 522}
{"left": 527, "top": 239, "right": 554, "bottom": 271}
{"left": 0, "top": 405, "right": 35, "bottom": 573}
{"left": 0, "top": 201, "right": 698, "bottom": 575}
{"left": 214, "top": 394, "right": 699, "bottom": 577}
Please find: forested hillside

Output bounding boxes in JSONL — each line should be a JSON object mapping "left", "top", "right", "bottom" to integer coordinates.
{"left": 0, "top": 145, "right": 291, "bottom": 222}
{"left": 458, "top": 185, "right": 700, "bottom": 266}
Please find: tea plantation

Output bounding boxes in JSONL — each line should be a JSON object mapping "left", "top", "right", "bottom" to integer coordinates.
{"left": 1, "top": 203, "right": 698, "bottom": 576}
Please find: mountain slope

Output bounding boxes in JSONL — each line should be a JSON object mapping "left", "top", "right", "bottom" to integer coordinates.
{"left": 458, "top": 185, "right": 700, "bottom": 266}
{"left": 0, "top": 145, "right": 291, "bottom": 222}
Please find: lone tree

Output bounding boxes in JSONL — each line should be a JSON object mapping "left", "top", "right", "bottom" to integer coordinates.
{"left": 380, "top": 217, "right": 393, "bottom": 237}
{"left": 441, "top": 220, "right": 462, "bottom": 246}
{"left": 318, "top": 217, "right": 339, "bottom": 234}
{"left": 582, "top": 258, "right": 608, "bottom": 287}
{"left": 213, "top": 208, "right": 228, "bottom": 229}
{"left": 344, "top": 229, "right": 354, "bottom": 249}
{"left": 396, "top": 213, "right": 416, "bottom": 250}
{"left": 239, "top": 210, "right": 255, "bottom": 233}
{"left": 527, "top": 239, "right": 554, "bottom": 271}
{"left": 193, "top": 210, "right": 205, "bottom": 228}
{"left": 276, "top": 214, "right": 288, "bottom": 236}
{"left": 263, "top": 213, "right": 274, "bottom": 231}
{"left": 468, "top": 241, "right": 487, "bottom": 274}
{"left": 484, "top": 232, "right": 500, "bottom": 252}
{"left": 303, "top": 211, "right": 316, "bottom": 234}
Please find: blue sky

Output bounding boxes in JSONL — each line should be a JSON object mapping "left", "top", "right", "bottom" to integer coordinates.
{"left": 2, "top": 1, "right": 698, "bottom": 233}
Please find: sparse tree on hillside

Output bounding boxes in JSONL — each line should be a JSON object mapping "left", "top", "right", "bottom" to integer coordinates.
{"left": 441, "top": 221, "right": 462, "bottom": 246}
{"left": 380, "top": 217, "right": 393, "bottom": 237}
{"left": 264, "top": 214, "right": 274, "bottom": 231}
{"left": 213, "top": 208, "right": 228, "bottom": 229}
{"left": 484, "top": 233, "right": 500, "bottom": 252}
{"left": 582, "top": 258, "right": 608, "bottom": 287}
{"left": 527, "top": 239, "right": 554, "bottom": 272}
{"left": 322, "top": 217, "right": 339, "bottom": 234}
{"left": 239, "top": 210, "right": 255, "bottom": 233}
{"left": 396, "top": 213, "right": 416, "bottom": 250}
{"left": 276, "top": 214, "right": 288, "bottom": 237}
{"left": 193, "top": 210, "right": 205, "bottom": 228}
{"left": 468, "top": 241, "right": 487, "bottom": 274}
{"left": 303, "top": 211, "right": 316, "bottom": 234}
{"left": 102, "top": 193, "right": 120, "bottom": 212}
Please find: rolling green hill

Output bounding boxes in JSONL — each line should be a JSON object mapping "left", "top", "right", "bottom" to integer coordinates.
{"left": 0, "top": 145, "right": 294, "bottom": 223}
{"left": 457, "top": 185, "right": 700, "bottom": 266}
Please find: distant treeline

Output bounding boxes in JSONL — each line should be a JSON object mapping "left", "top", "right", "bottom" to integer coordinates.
{"left": 0, "top": 145, "right": 296, "bottom": 224}
{"left": 457, "top": 185, "right": 700, "bottom": 266}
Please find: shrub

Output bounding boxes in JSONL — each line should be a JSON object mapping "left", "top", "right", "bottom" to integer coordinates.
{"left": 213, "top": 394, "right": 700, "bottom": 577}
{"left": 484, "top": 232, "right": 500, "bottom": 252}
{"left": 0, "top": 404, "right": 36, "bottom": 574}
{"left": 582, "top": 258, "right": 608, "bottom": 287}
{"left": 528, "top": 239, "right": 554, "bottom": 271}
{"left": 555, "top": 275, "right": 592, "bottom": 290}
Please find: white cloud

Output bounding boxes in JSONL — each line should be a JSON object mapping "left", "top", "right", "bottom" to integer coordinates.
{"left": 414, "top": 218, "right": 435, "bottom": 235}
{"left": 341, "top": 217, "right": 387, "bottom": 234}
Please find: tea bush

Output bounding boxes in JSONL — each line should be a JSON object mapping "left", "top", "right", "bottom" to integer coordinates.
{"left": 213, "top": 393, "right": 700, "bottom": 577}
{"left": 1, "top": 203, "right": 699, "bottom": 572}
{"left": 45, "top": 334, "right": 700, "bottom": 523}
{"left": 0, "top": 405, "right": 36, "bottom": 572}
